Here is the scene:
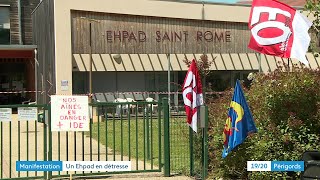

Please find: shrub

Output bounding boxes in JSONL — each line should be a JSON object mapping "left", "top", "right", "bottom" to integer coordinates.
{"left": 207, "top": 64, "right": 320, "bottom": 179}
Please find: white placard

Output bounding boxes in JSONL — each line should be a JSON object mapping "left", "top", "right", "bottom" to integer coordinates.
{"left": 18, "top": 107, "right": 37, "bottom": 121}
{"left": 61, "top": 80, "right": 69, "bottom": 91}
{"left": 51, "top": 95, "right": 89, "bottom": 131}
{"left": 3, "top": 23, "right": 10, "bottom": 29}
{"left": 0, "top": 108, "right": 12, "bottom": 122}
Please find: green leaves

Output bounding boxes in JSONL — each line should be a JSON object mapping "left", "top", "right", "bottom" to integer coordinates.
{"left": 208, "top": 66, "right": 320, "bottom": 179}
{"left": 305, "top": 0, "right": 320, "bottom": 54}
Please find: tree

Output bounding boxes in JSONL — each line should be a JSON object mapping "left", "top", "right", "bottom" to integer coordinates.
{"left": 183, "top": 54, "right": 215, "bottom": 100}
{"left": 183, "top": 54, "right": 214, "bottom": 78}
{"left": 305, "top": 0, "right": 320, "bottom": 53}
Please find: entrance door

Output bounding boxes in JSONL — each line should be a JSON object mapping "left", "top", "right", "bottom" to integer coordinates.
{"left": 0, "top": 62, "right": 27, "bottom": 104}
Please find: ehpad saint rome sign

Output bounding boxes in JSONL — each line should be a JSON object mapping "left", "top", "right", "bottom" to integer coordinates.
{"left": 105, "top": 30, "right": 231, "bottom": 43}
{"left": 71, "top": 11, "right": 248, "bottom": 54}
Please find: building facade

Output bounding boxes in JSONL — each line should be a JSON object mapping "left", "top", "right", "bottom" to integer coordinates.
{"left": 32, "top": 0, "right": 319, "bottom": 105}
{"left": 0, "top": 0, "right": 39, "bottom": 104}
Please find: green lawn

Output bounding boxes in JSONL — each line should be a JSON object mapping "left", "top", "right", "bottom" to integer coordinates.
{"left": 88, "top": 115, "right": 190, "bottom": 173}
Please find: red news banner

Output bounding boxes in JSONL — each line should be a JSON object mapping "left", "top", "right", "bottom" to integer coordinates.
{"left": 51, "top": 95, "right": 89, "bottom": 132}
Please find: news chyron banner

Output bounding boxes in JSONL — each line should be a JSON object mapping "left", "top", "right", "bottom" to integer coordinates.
{"left": 247, "top": 161, "right": 304, "bottom": 172}
{"left": 51, "top": 95, "right": 89, "bottom": 131}
{"left": 16, "top": 161, "right": 131, "bottom": 172}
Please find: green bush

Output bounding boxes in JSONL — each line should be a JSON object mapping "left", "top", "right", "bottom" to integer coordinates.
{"left": 208, "top": 64, "right": 320, "bottom": 179}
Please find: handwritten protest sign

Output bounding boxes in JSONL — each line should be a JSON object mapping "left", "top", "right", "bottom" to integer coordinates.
{"left": 51, "top": 95, "right": 89, "bottom": 131}
{"left": 0, "top": 108, "right": 12, "bottom": 122}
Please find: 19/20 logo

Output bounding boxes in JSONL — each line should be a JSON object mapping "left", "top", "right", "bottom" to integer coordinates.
{"left": 251, "top": 163, "right": 268, "bottom": 169}
{"left": 247, "top": 161, "right": 270, "bottom": 171}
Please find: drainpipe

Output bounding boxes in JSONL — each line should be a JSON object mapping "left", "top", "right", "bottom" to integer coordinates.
{"left": 17, "top": 0, "right": 23, "bottom": 44}
{"left": 34, "top": 49, "right": 38, "bottom": 103}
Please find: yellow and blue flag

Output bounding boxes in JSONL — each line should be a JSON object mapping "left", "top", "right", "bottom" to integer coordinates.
{"left": 222, "top": 80, "right": 257, "bottom": 158}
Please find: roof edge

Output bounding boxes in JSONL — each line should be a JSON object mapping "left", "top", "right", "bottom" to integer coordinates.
{"left": 153, "top": 0, "right": 304, "bottom": 9}
{"left": 0, "top": 45, "right": 37, "bottom": 50}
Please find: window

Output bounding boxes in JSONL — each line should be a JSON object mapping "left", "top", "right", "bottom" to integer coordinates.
{"left": 0, "top": 6, "right": 10, "bottom": 44}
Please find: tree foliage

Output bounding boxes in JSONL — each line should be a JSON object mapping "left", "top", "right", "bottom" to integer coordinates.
{"left": 207, "top": 63, "right": 320, "bottom": 179}
{"left": 183, "top": 54, "right": 215, "bottom": 78}
{"left": 305, "top": 0, "right": 320, "bottom": 53}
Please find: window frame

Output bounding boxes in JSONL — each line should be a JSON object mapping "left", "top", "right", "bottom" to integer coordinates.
{"left": 0, "top": 5, "right": 10, "bottom": 45}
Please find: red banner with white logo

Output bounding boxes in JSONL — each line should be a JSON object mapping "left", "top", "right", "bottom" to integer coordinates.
{"left": 248, "top": 0, "right": 312, "bottom": 65}
{"left": 182, "top": 59, "right": 204, "bottom": 133}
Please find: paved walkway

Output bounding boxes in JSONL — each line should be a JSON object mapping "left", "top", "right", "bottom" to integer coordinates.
{"left": 50, "top": 172, "right": 193, "bottom": 180}
{"left": 103, "top": 173, "right": 193, "bottom": 180}
{"left": 0, "top": 115, "right": 191, "bottom": 180}
{"left": 51, "top": 172, "right": 193, "bottom": 180}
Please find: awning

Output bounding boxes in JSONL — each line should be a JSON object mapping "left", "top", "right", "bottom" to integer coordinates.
{"left": 72, "top": 53, "right": 320, "bottom": 72}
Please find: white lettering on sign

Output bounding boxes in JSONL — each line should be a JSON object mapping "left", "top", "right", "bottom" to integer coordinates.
{"left": 251, "top": 7, "right": 292, "bottom": 46}
{"left": 51, "top": 95, "right": 89, "bottom": 132}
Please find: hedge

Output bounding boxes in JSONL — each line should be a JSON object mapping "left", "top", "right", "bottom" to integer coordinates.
{"left": 207, "top": 64, "right": 320, "bottom": 179}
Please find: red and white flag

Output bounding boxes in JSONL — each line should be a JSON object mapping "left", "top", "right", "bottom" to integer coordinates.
{"left": 182, "top": 59, "right": 204, "bottom": 133}
{"left": 248, "top": 0, "right": 312, "bottom": 65}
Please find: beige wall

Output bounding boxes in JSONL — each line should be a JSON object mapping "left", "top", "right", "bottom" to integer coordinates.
{"left": 53, "top": 0, "right": 252, "bottom": 95}
{"left": 52, "top": 0, "right": 315, "bottom": 95}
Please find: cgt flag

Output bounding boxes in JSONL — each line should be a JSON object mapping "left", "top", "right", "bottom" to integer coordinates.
{"left": 222, "top": 80, "right": 257, "bottom": 158}
{"left": 248, "top": 0, "right": 312, "bottom": 65}
{"left": 182, "top": 59, "right": 204, "bottom": 133}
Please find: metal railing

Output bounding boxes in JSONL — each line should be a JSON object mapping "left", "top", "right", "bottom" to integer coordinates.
{"left": 49, "top": 100, "right": 164, "bottom": 179}
{"left": 0, "top": 99, "right": 208, "bottom": 180}
{"left": 167, "top": 103, "right": 208, "bottom": 179}
{"left": 0, "top": 104, "right": 49, "bottom": 180}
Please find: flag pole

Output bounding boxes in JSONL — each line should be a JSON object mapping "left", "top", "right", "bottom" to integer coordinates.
{"left": 201, "top": 1, "right": 206, "bottom": 102}
{"left": 258, "top": 53, "right": 262, "bottom": 73}
{"left": 201, "top": 2, "right": 208, "bottom": 180}
{"left": 167, "top": 54, "right": 171, "bottom": 110}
